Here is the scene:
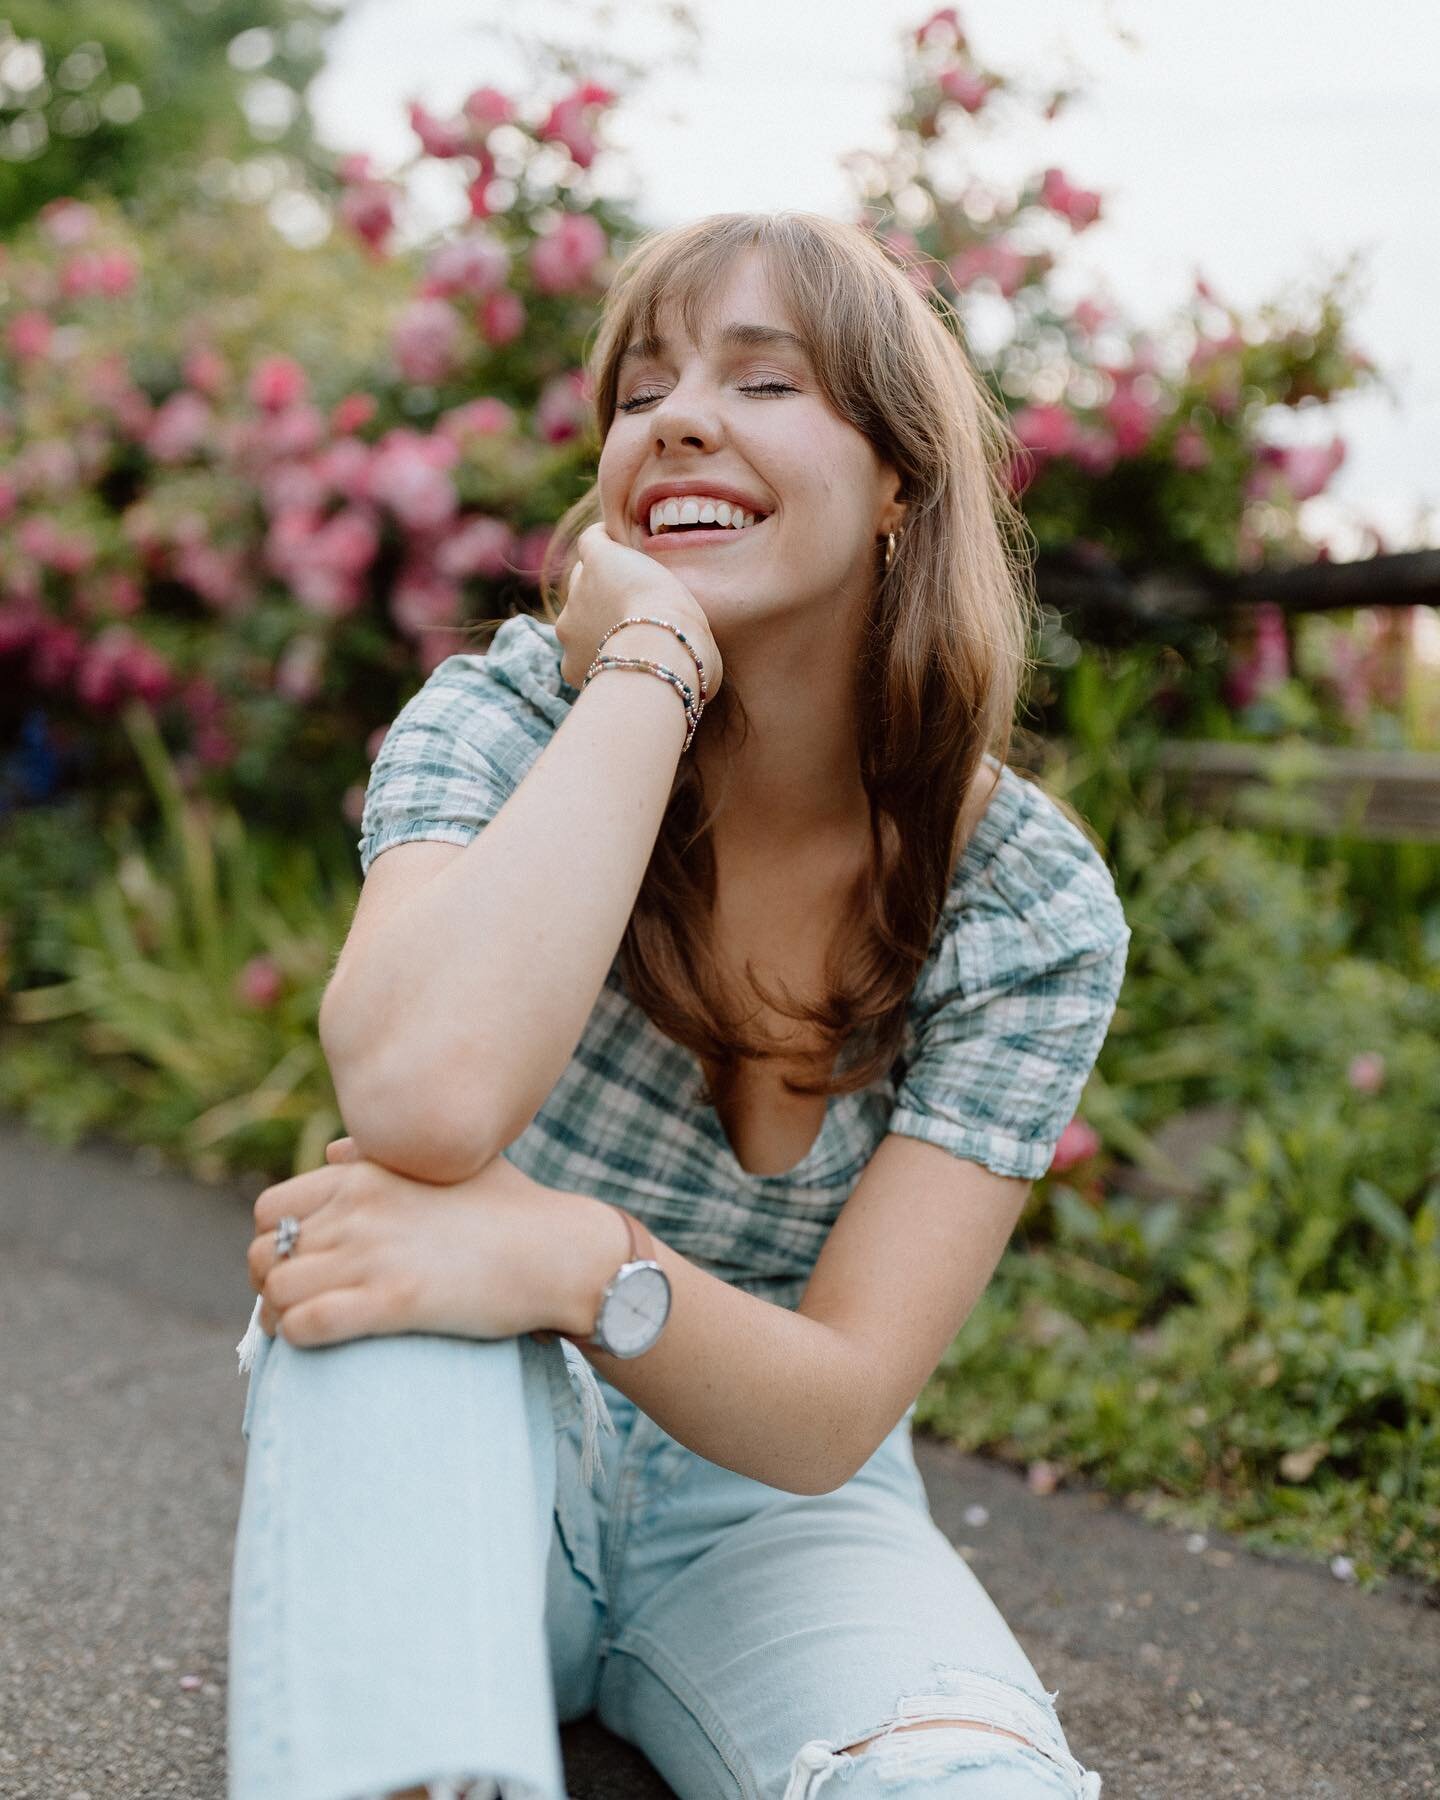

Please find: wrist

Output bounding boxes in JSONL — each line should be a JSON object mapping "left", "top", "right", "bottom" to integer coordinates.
{"left": 595, "top": 619, "right": 714, "bottom": 697}
{"left": 551, "top": 1191, "right": 631, "bottom": 1340}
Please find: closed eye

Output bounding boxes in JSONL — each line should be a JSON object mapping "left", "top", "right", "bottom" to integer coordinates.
{"left": 617, "top": 380, "right": 797, "bottom": 413}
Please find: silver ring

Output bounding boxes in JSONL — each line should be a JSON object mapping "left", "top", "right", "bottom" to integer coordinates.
{"left": 275, "top": 1215, "right": 301, "bottom": 1259}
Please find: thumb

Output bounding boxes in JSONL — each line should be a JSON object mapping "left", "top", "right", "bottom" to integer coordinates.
{"left": 324, "top": 1135, "right": 360, "bottom": 1164}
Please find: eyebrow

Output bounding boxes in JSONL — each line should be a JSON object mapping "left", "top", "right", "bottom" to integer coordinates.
{"left": 618, "top": 322, "right": 810, "bottom": 368}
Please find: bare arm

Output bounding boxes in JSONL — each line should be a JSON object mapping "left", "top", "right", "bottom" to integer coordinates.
{"left": 319, "top": 616, "right": 702, "bottom": 1186}
{"left": 550, "top": 1133, "right": 1032, "bottom": 1494}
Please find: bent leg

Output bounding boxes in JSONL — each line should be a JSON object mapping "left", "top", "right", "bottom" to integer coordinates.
{"left": 227, "top": 1326, "right": 571, "bottom": 1800}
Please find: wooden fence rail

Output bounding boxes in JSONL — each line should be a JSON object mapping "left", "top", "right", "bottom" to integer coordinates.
{"left": 1154, "top": 741, "right": 1440, "bottom": 843}
{"left": 1037, "top": 545, "right": 1440, "bottom": 634}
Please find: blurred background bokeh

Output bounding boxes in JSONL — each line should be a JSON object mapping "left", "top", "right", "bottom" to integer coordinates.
{"left": 1, "top": 0, "right": 1435, "bottom": 1591}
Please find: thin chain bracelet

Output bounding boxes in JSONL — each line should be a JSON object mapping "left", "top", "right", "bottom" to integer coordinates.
{"left": 581, "top": 654, "right": 703, "bottom": 751}
{"left": 594, "top": 614, "right": 709, "bottom": 705}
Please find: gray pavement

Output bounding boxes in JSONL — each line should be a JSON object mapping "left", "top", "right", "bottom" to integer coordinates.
{"left": 0, "top": 1117, "right": 1435, "bottom": 1799}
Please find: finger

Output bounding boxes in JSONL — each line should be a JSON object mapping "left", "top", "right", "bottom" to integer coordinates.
{"left": 253, "top": 1166, "right": 340, "bottom": 1232}
{"left": 248, "top": 1204, "right": 347, "bottom": 1291}
{"left": 260, "top": 1300, "right": 278, "bottom": 1336}
{"left": 325, "top": 1136, "right": 359, "bottom": 1164}
{"left": 263, "top": 1246, "right": 358, "bottom": 1318}
{"left": 277, "top": 1286, "right": 378, "bottom": 1349}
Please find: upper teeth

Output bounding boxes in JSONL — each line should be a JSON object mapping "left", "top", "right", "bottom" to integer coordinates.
{"left": 646, "top": 496, "right": 762, "bottom": 534}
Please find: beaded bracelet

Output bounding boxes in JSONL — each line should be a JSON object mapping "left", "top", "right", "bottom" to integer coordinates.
{"left": 581, "top": 614, "right": 711, "bottom": 753}
{"left": 593, "top": 614, "right": 709, "bottom": 706}
{"left": 582, "top": 654, "right": 702, "bottom": 751}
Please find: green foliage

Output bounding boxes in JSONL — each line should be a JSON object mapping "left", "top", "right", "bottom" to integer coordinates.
{"left": 2, "top": 701, "right": 348, "bottom": 1179}
{"left": 0, "top": 0, "right": 336, "bottom": 226}
{"left": 902, "top": 634, "right": 1440, "bottom": 1590}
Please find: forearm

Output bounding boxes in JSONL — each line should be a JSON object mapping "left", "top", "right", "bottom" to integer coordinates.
{"left": 549, "top": 1190, "right": 875, "bottom": 1497}
{"left": 319, "top": 621, "right": 695, "bottom": 1185}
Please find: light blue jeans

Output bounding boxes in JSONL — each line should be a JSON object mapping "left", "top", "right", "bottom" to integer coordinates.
{"left": 228, "top": 1305, "right": 1103, "bottom": 1800}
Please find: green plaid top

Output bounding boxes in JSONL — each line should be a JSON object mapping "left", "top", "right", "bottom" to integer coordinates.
{"left": 358, "top": 613, "right": 1132, "bottom": 1312}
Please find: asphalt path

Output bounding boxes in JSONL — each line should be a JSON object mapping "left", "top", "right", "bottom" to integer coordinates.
{"left": 1, "top": 1119, "right": 1435, "bottom": 1798}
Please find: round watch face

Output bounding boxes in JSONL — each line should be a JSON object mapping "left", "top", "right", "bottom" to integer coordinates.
{"left": 599, "top": 1263, "right": 671, "bottom": 1357}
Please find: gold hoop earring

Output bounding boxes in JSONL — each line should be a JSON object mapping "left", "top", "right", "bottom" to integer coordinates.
{"left": 883, "top": 531, "right": 897, "bottom": 573}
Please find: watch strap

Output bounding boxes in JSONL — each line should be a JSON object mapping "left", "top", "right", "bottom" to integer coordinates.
{"left": 567, "top": 1204, "right": 658, "bottom": 1353}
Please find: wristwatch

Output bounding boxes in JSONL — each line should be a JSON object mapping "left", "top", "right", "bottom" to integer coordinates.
{"left": 569, "top": 1205, "right": 672, "bottom": 1358}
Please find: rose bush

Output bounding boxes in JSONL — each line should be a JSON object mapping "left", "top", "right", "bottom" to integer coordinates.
{"left": 0, "top": 5, "right": 1398, "bottom": 841}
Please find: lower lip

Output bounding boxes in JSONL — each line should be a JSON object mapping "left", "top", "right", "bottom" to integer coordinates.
{"left": 640, "top": 519, "right": 768, "bottom": 549}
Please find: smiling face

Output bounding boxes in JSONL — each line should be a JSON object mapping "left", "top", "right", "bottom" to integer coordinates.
{"left": 597, "top": 250, "right": 905, "bottom": 637}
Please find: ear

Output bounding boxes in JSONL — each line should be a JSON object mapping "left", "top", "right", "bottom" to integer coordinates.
{"left": 878, "top": 465, "right": 909, "bottom": 538}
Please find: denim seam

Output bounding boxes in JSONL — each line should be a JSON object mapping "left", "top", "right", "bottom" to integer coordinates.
{"left": 604, "top": 1625, "right": 759, "bottom": 1800}
{"left": 597, "top": 1412, "right": 660, "bottom": 1606}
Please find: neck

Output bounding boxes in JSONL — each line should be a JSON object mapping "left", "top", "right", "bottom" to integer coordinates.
{"left": 691, "top": 609, "right": 871, "bottom": 863}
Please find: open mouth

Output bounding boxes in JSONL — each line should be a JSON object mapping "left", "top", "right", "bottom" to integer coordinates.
{"left": 639, "top": 515, "right": 770, "bottom": 549}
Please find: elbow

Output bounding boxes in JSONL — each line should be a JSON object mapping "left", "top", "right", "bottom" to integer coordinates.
{"left": 322, "top": 1034, "right": 509, "bottom": 1188}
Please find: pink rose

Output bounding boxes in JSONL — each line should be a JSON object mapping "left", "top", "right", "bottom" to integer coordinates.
{"left": 74, "top": 626, "right": 175, "bottom": 710}
{"left": 235, "top": 954, "right": 284, "bottom": 1010}
{"left": 389, "top": 564, "right": 462, "bottom": 637}
{"left": 948, "top": 240, "right": 1028, "bottom": 298}
{"left": 61, "top": 250, "right": 137, "bottom": 299}
{"left": 1070, "top": 296, "right": 1111, "bottom": 336}
{"left": 437, "top": 396, "right": 514, "bottom": 440}
{"left": 184, "top": 346, "right": 229, "bottom": 397}
{"left": 1048, "top": 1117, "right": 1101, "bottom": 1174}
{"left": 1102, "top": 382, "right": 1163, "bottom": 457}
{"left": 915, "top": 8, "right": 965, "bottom": 48}
{"left": 1011, "top": 402, "right": 1078, "bottom": 459}
{"left": 174, "top": 542, "right": 249, "bottom": 614}
{"left": 535, "top": 369, "right": 589, "bottom": 444}
{"left": 39, "top": 198, "right": 98, "bottom": 247}
{"left": 30, "top": 621, "right": 85, "bottom": 688}
{"left": 536, "top": 83, "right": 616, "bottom": 169}
{"left": 146, "top": 391, "right": 212, "bottom": 463}
{"left": 938, "top": 63, "right": 995, "bottom": 112}
{"left": 529, "top": 212, "right": 608, "bottom": 296}
{"left": 434, "top": 514, "right": 515, "bottom": 580}
{"left": 253, "top": 403, "right": 327, "bottom": 461}
{"left": 366, "top": 430, "right": 460, "bottom": 532}
{"left": 1346, "top": 1052, "right": 1386, "bottom": 1095}
{"left": 1223, "top": 601, "right": 1290, "bottom": 709}
{"left": 314, "top": 506, "right": 381, "bottom": 575}
{"left": 330, "top": 392, "right": 377, "bottom": 435}
{"left": 250, "top": 356, "right": 308, "bottom": 412}
{"left": 1068, "top": 426, "right": 1119, "bottom": 478}
{"left": 1038, "top": 167, "right": 1103, "bottom": 231}
{"left": 510, "top": 524, "right": 557, "bottom": 585}
{"left": 423, "top": 232, "right": 510, "bottom": 301}
{"left": 7, "top": 311, "right": 53, "bottom": 361}
{"left": 339, "top": 178, "right": 398, "bottom": 256}
{"left": 477, "top": 288, "right": 525, "bottom": 347}
{"left": 1276, "top": 437, "right": 1346, "bottom": 503}
{"left": 463, "top": 86, "right": 514, "bottom": 131}
{"left": 408, "top": 101, "right": 470, "bottom": 159}
{"left": 391, "top": 298, "right": 465, "bottom": 384}
{"left": 313, "top": 436, "right": 373, "bottom": 499}
{"left": 1172, "top": 425, "right": 1212, "bottom": 470}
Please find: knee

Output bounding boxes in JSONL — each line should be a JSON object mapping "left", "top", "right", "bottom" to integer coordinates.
{"left": 783, "top": 1667, "right": 1102, "bottom": 1798}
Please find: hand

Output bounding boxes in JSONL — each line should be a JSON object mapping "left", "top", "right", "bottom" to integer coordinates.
{"left": 555, "top": 519, "right": 723, "bottom": 695}
{"left": 248, "top": 1137, "right": 573, "bottom": 1348}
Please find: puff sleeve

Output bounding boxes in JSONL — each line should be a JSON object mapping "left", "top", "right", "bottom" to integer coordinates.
{"left": 356, "top": 613, "right": 578, "bottom": 878}
{"left": 886, "top": 771, "right": 1131, "bottom": 1182}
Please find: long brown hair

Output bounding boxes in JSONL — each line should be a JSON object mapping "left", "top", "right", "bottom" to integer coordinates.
{"left": 534, "top": 209, "right": 1041, "bottom": 1104}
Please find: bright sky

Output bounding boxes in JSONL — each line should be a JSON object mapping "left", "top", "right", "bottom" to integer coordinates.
{"left": 311, "top": 0, "right": 1440, "bottom": 558}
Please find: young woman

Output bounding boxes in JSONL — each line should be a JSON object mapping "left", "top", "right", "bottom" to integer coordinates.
{"left": 230, "top": 211, "right": 1127, "bottom": 1800}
